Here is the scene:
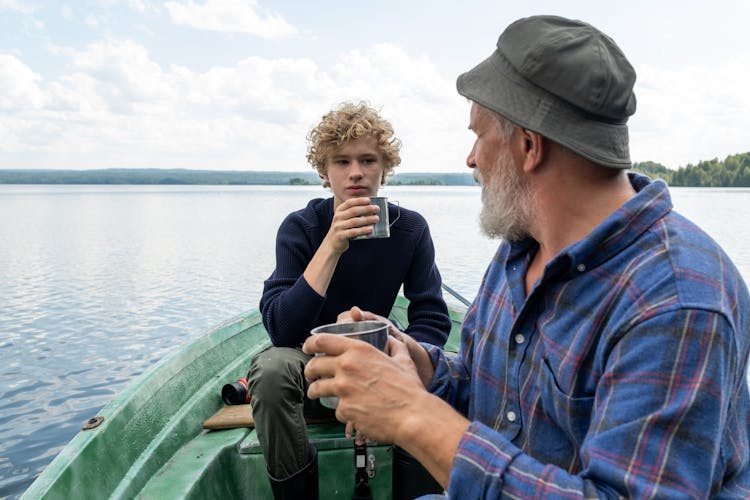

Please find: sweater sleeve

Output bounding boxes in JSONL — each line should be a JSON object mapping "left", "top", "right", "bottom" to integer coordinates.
{"left": 259, "top": 211, "right": 326, "bottom": 347}
{"left": 402, "top": 217, "right": 451, "bottom": 346}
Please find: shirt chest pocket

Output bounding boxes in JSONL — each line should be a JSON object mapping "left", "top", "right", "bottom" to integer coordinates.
{"left": 536, "top": 357, "right": 596, "bottom": 450}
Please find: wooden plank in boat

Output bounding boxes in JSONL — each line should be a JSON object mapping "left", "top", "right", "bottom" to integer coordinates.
{"left": 203, "top": 403, "right": 340, "bottom": 430}
{"left": 202, "top": 404, "right": 254, "bottom": 429}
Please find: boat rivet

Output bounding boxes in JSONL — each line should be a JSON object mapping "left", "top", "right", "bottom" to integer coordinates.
{"left": 82, "top": 416, "right": 105, "bottom": 430}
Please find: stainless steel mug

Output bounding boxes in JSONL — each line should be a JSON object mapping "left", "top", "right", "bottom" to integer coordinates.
{"left": 309, "top": 320, "right": 389, "bottom": 408}
{"left": 353, "top": 197, "right": 400, "bottom": 239}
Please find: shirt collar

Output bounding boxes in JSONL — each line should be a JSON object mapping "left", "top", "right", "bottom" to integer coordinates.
{"left": 509, "top": 173, "right": 673, "bottom": 283}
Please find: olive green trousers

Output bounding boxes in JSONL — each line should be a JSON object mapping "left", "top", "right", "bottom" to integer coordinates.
{"left": 247, "top": 346, "right": 336, "bottom": 478}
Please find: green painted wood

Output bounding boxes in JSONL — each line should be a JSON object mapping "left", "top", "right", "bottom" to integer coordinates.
{"left": 22, "top": 296, "right": 465, "bottom": 499}
{"left": 137, "top": 428, "right": 250, "bottom": 499}
{"left": 21, "top": 310, "right": 269, "bottom": 500}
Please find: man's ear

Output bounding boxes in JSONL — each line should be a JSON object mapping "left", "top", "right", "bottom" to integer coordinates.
{"left": 517, "top": 127, "right": 545, "bottom": 173}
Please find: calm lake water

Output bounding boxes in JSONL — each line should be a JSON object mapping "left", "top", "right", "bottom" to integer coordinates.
{"left": 1, "top": 184, "right": 749, "bottom": 498}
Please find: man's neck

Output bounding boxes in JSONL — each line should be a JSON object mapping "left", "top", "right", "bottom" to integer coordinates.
{"left": 524, "top": 167, "right": 636, "bottom": 294}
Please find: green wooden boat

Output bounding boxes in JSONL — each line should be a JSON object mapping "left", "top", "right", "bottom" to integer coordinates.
{"left": 22, "top": 295, "right": 467, "bottom": 499}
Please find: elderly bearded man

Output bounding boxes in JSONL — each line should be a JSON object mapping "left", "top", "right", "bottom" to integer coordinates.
{"left": 303, "top": 15, "right": 750, "bottom": 499}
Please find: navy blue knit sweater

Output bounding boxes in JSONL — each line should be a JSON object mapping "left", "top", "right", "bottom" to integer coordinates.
{"left": 260, "top": 197, "right": 450, "bottom": 347}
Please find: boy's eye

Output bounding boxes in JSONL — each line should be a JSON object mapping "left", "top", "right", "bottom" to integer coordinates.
{"left": 361, "top": 158, "right": 376, "bottom": 165}
{"left": 335, "top": 159, "right": 349, "bottom": 166}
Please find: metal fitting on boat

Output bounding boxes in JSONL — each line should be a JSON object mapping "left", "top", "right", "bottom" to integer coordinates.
{"left": 82, "top": 416, "right": 105, "bottom": 430}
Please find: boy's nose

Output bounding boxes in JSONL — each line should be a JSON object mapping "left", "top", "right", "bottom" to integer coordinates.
{"left": 349, "top": 162, "right": 364, "bottom": 177}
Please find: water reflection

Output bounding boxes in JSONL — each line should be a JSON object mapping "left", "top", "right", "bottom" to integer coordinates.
{"left": 0, "top": 184, "right": 747, "bottom": 498}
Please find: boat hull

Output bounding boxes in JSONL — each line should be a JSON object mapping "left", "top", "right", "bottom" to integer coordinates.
{"left": 22, "top": 296, "right": 465, "bottom": 499}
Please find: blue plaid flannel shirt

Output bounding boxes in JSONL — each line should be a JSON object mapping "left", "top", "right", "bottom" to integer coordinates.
{"left": 426, "top": 174, "right": 750, "bottom": 498}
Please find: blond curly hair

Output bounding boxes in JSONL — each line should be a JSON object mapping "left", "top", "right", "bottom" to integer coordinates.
{"left": 307, "top": 101, "right": 402, "bottom": 187}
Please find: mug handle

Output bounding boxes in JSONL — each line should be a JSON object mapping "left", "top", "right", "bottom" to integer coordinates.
{"left": 389, "top": 201, "right": 401, "bottom": 227}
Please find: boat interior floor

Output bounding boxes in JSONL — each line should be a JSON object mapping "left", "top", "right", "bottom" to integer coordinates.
{"left": 137, "top": 420, "right": 397, "bottom": 499}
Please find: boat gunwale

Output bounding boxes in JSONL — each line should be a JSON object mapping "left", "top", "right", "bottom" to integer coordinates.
{"left": 22, "top": 295, "right": 466, "bottom": 499}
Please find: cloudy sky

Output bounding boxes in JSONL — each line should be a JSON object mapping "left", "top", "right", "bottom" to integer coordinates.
{"left": 2, "top": 0, "right": 749, "bottom": 173}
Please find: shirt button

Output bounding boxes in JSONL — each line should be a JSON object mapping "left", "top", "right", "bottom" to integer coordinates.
{"left": 506, "top": 411, "right": 517, "bottom": 422}
{"left": 576, "top": 263, "right": 586, "bottom": 272}
{"left": 514, "top": 334, "right": 525, "bottom": 344}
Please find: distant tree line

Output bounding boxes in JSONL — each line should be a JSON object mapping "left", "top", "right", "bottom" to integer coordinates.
{"left": 633, "top": 152, "right": 750, "bottom": 187}
{"left": 1, "top": 152, "right": 749, "bottom": 186}
{"left": 0, "top": 169, "right": 325, "bottom": 185}
{"left": 0, "top": 168, "right": 477, "bottom": 186}
{"left": 388, "top": 172, "right": 476, "bottom": 186}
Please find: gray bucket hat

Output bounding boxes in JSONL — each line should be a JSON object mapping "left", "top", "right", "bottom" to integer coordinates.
{"left": 457, "top": 15, "right": 637, "bottom": 169}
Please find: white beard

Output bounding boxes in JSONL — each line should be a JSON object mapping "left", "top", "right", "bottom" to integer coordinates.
{"left": 476, "top": 149, "right": 532, "bottom": 241}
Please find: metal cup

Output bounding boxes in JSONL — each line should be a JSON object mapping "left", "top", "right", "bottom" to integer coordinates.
{"left": 353, "top": 197, "right": 400, "bottom": 240}
{"left": 310, "top": 320, "right": 389, "bottom": 408}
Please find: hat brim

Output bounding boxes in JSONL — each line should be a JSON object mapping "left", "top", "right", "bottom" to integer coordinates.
{"left": 457, "top": 50, "right": 631, "bottom": 169}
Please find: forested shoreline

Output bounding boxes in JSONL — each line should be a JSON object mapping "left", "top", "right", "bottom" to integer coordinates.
{"left": 0, "top": 169, "right": 476, "bottom": 186}
{"left": 1, "top": 152, "right": 748, "bottom": 186}
{"left": 633, "top": 151, "right": 750, "bottom": 187}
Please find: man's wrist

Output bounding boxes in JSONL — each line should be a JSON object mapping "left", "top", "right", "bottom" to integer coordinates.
{"left": 394, "top": 391, "right": 470, "bottom": 488}
{"left": 396, "top": 390, "right": 437, "bottom": 444}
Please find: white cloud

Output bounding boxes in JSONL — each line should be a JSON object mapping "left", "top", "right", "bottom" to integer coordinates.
{"left": 1, "top": 40, "right": 318, "bottom": 165}
{"left": 631, "top": 53, "right": 750, "bottom": 168}
{"left": 329, "top": 44, "right": 471, "bottom": 171}
{"left": 69, "top": 40, "right": 175, "bottom": 103}
{"left": 125, "top": 0, "right": 148, "bottom": 12}
{"left": 164, "top": 0, "right": 297, "bottom": 38}
{"left": 84, "top": 15, "right": 100, "bottom": 27}
{"left": 97, "top": 0, "right": 157, "bottom": 14}
{"left": 1, "top": 1, "right": 749, "bottom": 173}
{"left": 0, "top": 54, "right": 44, "bottom": 110}
{"left": 0, "top": 0, "right": 36, "bottom": 13}
{"left": 60, "top": 5, "right": 74, "bottom": 20}
{"left": 0, "top": 37, "right": 473, "bottom": 171}
{"left": 26, "top": 37, "right": 749, "bottom": 174}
